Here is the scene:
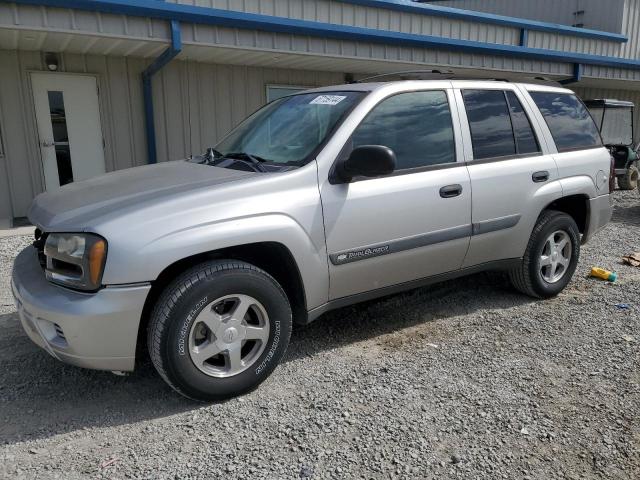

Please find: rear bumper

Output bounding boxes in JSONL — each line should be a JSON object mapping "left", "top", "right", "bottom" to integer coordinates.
{"left": 583, "top": 194, "right": 613, "bottom": 244}
{"left": 11, "top": 246, "right": 150, "bottom": 372}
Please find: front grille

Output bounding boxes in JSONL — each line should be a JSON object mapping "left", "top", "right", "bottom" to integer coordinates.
{"left": 33, "top": 229, "right": 48, "bottom": 269}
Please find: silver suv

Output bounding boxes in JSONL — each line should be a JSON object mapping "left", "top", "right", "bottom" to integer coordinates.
{"left": 12, "top": 80, "right": 613, "bottom": 401}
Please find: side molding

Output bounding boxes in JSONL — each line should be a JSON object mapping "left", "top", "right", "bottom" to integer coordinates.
{"left": 329, "top": 215, "right": 521, "bottom": 266}
{"left": 472, "top": 214, "right": 521, "bottom": 236}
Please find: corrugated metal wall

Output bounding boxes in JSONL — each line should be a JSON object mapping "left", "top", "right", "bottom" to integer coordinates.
{"left": 166, "top": 0, "right": 638, "bottom": 60}
{"left": 426, "top": 0, "right": 625, "bottom": 33}
{"left": 0, "top": 49, "right": 343, "bottom": 217}
{"left": 3, "top": 2, "right": 640, "bottom": 76}
{"left": 152, "top": 60, "right": 343, "bottom": 164}
{"left": 170, "top": 0, "right": 522, "bottom": 44}
{"left": 0, "top": 50, "right": 150, "bottom": 217}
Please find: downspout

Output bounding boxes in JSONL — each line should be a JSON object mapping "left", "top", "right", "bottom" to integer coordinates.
{"left": 142, "top": 20, "right": 182, "bottom": 164}
{"left": 560, "top": 63, "right": 583, "bottom": 86}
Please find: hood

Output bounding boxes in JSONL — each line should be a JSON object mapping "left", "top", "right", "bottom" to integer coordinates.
{"left": 29, "top": 160, "right": 255, "bottom": 231}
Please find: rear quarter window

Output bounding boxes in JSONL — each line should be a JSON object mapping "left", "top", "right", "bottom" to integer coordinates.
{"left": 530, "top": 92, "right": 602, "bottom": 152}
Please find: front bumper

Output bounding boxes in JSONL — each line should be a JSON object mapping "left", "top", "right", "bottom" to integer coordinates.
{"left": 583, "top": 194, "right": 613, "bottom": 244}
{"left": 11, "top": 246, "right": 151, "bottom": 372}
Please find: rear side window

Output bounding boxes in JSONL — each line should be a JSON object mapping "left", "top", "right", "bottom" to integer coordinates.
{"left": 351, "top": 90, "right": 456, "bottom": 170}
{"left": 530, "top": 92, "right": 602, "bottom": 152}
{"left": 506, "top": 91, "right": 540, "bottom": 155}
{"left": 462, "top": 90, "right": 515, "bottom": 160}
{"left": 462, "top": 89, "right": 541, "bottom": 160}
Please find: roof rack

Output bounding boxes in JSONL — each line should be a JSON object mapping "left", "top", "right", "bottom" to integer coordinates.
{"left": 352, "top": 69, "right": 563, "bottom": 86}
{"left": 353, "top": 69, "right": 453, "bottom": 83}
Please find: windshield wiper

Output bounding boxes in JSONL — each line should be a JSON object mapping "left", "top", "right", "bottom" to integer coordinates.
{"left": 223, "top": 152, "right": 269, "bottom": 172}
{"left": 225, "top": 152, "right": 268, "bottom": 163}
{"left": 205, "top": 147, "right": 224, "bottom": 162}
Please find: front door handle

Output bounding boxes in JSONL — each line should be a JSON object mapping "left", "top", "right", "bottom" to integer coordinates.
{"left": 439, "top": 184, "right": 463, "bottom": 198}
{"left": 532, "top": 170, "right": 550, "bottom": 183}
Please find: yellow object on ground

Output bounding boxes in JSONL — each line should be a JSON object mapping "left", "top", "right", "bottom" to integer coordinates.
{"left": 590, "top": 267, "right": 618, "bottom": 282}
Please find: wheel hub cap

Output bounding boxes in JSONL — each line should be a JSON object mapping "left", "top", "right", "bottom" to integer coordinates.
{"left": 187, "top": 294, "right": 270, "bottom": 378}
{"left": 222, "top": 326, "right": 240, "bottom": 343}
{"left": 539, "top": 230, "right": 572, "bottom": 284}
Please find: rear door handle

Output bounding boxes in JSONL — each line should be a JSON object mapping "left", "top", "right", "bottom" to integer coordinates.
{"left": 532, "top": 170, "right": 549, "bottom": 183}
{"left": 439, "top": 184, "right": 463, "bottom": 198}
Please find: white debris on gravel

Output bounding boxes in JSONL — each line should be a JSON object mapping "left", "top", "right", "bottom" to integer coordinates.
{"left": 0, "top": 191, "right": 639, "bottom": 480}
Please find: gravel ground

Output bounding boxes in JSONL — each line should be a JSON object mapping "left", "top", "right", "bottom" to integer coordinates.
{"left": 0, "top": 191, "right": 639, "bottom": 480}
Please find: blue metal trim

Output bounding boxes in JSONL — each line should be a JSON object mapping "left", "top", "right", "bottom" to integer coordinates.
{"left": 560, "top": 63, "right": 583, "bottom": 85}
{"left": 343, "top": 0, "right": 627, "bottom": 42}
{"left": 6, "top": 0, "right": 640, "bottom": 71}
{"left": 6, "top": 0, "right": 627, "bottom": 42}
{"left": 142, "top": 19, "right": 181, "bottom": 164}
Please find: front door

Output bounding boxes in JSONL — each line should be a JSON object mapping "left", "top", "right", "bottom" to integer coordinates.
{"left": 320, "top": 89, "right": 472, "bottom": 300}
{"left": 31, "top": 73, "right": 106, "bottom": 191}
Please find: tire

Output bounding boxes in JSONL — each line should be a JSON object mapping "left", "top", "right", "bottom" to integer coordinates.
{"left": 148, "top": 260, "right": 292, "bottom": 401}
{"left": 509, "top": 210, "right": 580, "bottom": 299}
{"left": 617, "top": 162, "right": 639, "bottom": 190}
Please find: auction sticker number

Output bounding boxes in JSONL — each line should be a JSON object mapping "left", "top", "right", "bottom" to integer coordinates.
{"left": 309, "top": 95, "right": 346, "bottom": 105}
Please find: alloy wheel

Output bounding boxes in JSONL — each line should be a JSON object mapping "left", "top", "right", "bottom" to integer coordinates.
{"left": 188, "top": 294, "right": 270, "bottom": 378}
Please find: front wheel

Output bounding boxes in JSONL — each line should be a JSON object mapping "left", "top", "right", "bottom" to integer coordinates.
{"left": 148, "top": 260, "right": 292, "bottom": 401}
{"left": 509, "top": 210, "right": 580, "bottom": 298}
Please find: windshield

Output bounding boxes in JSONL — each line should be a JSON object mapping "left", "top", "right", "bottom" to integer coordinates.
{"left": 213, "top": 91, "right": 365, "bottom": 165}
{"left": 602, "top": 107, "right": 633, "bottom": 146}
{"left": 588, "top": 105, "right": 633, "bottom": 146}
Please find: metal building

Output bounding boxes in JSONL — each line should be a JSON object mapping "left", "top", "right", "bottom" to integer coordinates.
{"left": 1, "top": 0, "right": 640, "bottom": 227}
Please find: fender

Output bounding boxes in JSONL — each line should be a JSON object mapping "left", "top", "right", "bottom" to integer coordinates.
{"left": 102, "top": 213, "right": 329, "bottom": 310}
{"left": 558, "top": 174, "right": 599, "bottom": 199}
{"left": 513, "top": 178, "right": 565, "bottom": 255}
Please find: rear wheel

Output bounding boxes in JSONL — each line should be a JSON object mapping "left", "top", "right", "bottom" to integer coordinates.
{"left": 617, "top": 162, "right": 639, "bottom": 190}
{"left": 509, "top": 210, "right": 580, "bottom": 298}
{"left": 148, "top": 260, "right": 292, "bottom": 401}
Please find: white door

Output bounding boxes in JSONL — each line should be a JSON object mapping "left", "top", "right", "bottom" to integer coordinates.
{"left": 31, "top": 73, "right": 105, "bottom": 191}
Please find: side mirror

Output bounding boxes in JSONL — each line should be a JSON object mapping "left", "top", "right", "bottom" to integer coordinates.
{"left": 335, "top": 145, "right": 396, "bottom": 183}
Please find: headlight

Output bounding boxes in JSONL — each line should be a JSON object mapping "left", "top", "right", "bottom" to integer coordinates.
{"left": 44, "top": 233, "right": 107, "bottom": 291}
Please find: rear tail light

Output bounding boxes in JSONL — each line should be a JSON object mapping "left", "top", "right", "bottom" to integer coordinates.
{"left": 609, "top": 155, "right": 615, "bottom": 193}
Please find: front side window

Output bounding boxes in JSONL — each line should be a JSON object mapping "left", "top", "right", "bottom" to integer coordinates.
{"left": 215, "top": 91, "right": 364, "bottom": 165}
{"left": 350, "top": 90, "right": 456, "bottom": 170}
{"left": 530, "top": 92, "right": 602, "bottom": 152}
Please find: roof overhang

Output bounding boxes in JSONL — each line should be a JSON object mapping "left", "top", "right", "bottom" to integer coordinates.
{"left": 2, "top": 0, "right": 640, "bottom": 89}
{"left": 3, "top": 0, "right": 639, "bottom": 71}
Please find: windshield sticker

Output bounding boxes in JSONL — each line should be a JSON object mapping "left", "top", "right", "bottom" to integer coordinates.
{"left": 310, "top": 95, "right": 347, "bottom": 106}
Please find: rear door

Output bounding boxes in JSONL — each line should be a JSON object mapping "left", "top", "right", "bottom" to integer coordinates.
{"left": 453, "top": 83, "right": 560, "bottom": 267}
